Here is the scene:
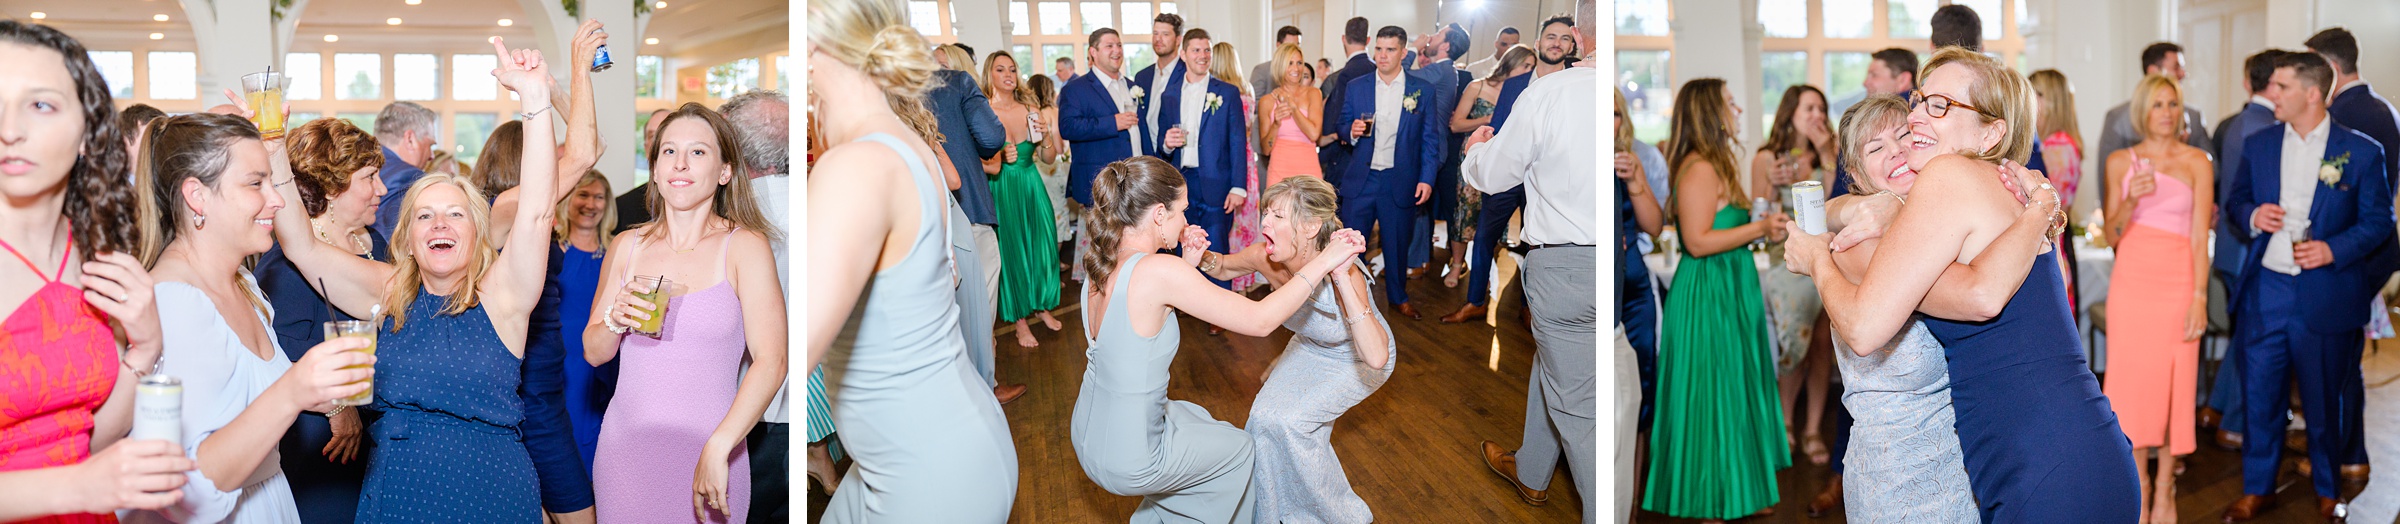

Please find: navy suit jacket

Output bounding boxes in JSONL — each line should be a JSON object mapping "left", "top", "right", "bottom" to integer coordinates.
{"left": 1320, "top": 53, "right": 1378, "bottom": 184}
{"left": 2226, "top": 121, "right": 2395, "bottom": 333}
{"left": 1489, "top": 72, "right": 1533, "bottom": 131}
{"left": 1338, "top": 72, "right": 1443, "bottom": 203}
{"left": 1060, "top": 70, "right": 1138, "bottom": 205}
{"left": 1154, "top": 77, "right": 1252, "bottom": 212}
{"left": 1408, "top": 59, "right": 1464, "bottom": 160}
{"left": 1132, "top": 61, "right": 1185, "bottom": 155}
{"left": 2328, "top": 84, "right": 2400, "bottom": 278}
{"left": 927, "top": 69, "right": 1007, "bottom": 224}
{"left": 372, "top": 146, "right": 427, "bottom": 239}
{"left": 2213, "top": 101, "right": 2280, "bottom": 277}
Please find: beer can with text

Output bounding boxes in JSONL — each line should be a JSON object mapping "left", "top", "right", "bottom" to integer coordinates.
{"left": 133, "top": 374, "right": 182, "bottom": 448}
{"left": 1793, "top": 181, "right": 1827, "bottom": 235}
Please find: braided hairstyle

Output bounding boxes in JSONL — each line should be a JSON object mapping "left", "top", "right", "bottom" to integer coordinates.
{"left": 1081, "top": 156, "right": 1184, "bottom": 286}
{"left": 0, "top": 20, "right": 136, "bottom": 262}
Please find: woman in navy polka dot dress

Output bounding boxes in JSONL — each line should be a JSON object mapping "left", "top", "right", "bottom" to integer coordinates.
{"left": 264, "top": 36, "right": 572, "bottom": 522}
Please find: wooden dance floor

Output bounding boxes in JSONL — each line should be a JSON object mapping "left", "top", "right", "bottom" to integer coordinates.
{"left": 808, "top": 249, "right": 1586, "bottom": 522}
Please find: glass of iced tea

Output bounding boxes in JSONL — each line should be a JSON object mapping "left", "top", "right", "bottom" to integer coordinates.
{"left": 633, "top": 275, "right": 670, "bottom": 337}
{"left": 241, "top": 72, "right": 288, "bottom": 139}
{"left": 323, "top": 320, "right": 376, "bottom": 406}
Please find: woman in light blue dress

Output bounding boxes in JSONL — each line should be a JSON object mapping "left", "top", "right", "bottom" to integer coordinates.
{"left": 1187, "top": 177, "right": 1393, "bottom": 523}
{"left": 1072, "top": 157, "right": 1364, "bottom": 523}
{"left": 803, "top": 2, "right": 1019, "bottom": 520}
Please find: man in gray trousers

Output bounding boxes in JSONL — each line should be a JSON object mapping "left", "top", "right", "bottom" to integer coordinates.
{"left": 1461, "top": 3, "right": 1598, "bottom": 519}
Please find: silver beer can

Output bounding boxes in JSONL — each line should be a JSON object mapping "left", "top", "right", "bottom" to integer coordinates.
{"left": 1792, "top": 181, "right": 1827, "bottom": 235}
{"left": 133, "top": 374, "right": 182, "bottom": 448}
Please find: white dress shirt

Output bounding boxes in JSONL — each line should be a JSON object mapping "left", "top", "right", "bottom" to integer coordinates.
{"left": 1097, "top": 69, "right": 1141, "bottom": 154}
{"left": 1179, "top": 77, "right": 1207, "bottom": 168}
{"left": 1462, "top": 67, "right": 1596, "bottom": 246}
{"left": 1370, "top": 70, "right": 1405, "bottom": 170}
{"left": 2263, "top": 117, "right": 2331, "bottom": 275}
{"left": 1146, "top": 58, "right": 1179, "bottom": 154}
{"left": 749, "top": 173, "right": 791, "bottom": 424}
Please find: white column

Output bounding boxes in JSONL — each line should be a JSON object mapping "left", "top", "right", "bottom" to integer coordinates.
{"left": 1671, "top": 0, "right": 1756, "bottom": 134}
{"left": 183, "top": 0, "right": 274, "bottom": 107}
{"left": 1180, "top": 0, "right": 1265, "bottom": 81}
{"left": 1320, "top": 0, "right": 1354, "bottom": 62}
{"left": 589, "top": 0, "right": 641, "bottom": 188}
{"left": 955, "top": 0, "right": 1006, "bottom": 62}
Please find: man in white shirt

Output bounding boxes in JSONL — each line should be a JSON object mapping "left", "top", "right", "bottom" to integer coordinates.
{"left": 1336, "top": 25, "right": 1442, "bottom": 320}
{"left": 2222, "top": 51, "right": 2395, "bottom": 523}
{"left": 1132, "top": 14, "right": 1186, "bottom": 156}
{"left": 1462, "top": 7, "right": 1597, "bottom": 519}
{"left": 1156, "top": 29, "right": 1250, "bottom": 293}
{"left": 720, "top": 90, "right": 799, "bottom": 520}
{"left": 1061, "top": 28, "right": 1146, "bottom": 282}
{"left": 1462, "top": 26, "right": 1519, "bottom": 79}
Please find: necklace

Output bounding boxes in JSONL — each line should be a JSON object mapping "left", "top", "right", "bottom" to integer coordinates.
{"left": 312, "top": 218, "right": 371, "bottom": 255}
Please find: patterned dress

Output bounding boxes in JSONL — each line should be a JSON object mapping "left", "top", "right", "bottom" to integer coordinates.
{"left": 0, "top": 237, "right": 119, "bottom": 524}
{"left": 1248, "top": 261, "right": 1394, "bottom": 522}
{"left": 1229, "top": 93, "right": 1265, "bottom": 291}
{"left": 358, "top": 292, "right": 541, "bottom": 522}
{"left": 1833, "top": 320, "right": 1977, "bottom": 523}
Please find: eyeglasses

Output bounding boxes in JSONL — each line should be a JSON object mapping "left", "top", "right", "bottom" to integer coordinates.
{"left": 1910, "top": 92, "right": 1999, "bottom": 120}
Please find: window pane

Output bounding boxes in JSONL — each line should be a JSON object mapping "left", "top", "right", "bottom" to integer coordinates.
{"left": 334, "top": 53, "right": 382, "bottom": 100}
{"left": 454, "top": 113, "right": 500, "bottom": 163}
{"left": 89, "top": 51, "right": 133, "bottom": 99}
{"left": 1759, "top": 0, "right": 1805, "bottom": 38}
{"left": 910, "top": 1, "right": 943, "bottom": 36}
{"left": 1010, "top": 2, "right": 1029, "bottom": 36}
{"left": 1959, "top": 0, "right": 2003, "bottom": 40}
{"left": 1825, "top": 52, "right": 1869, "bottom": 104}
{"left": 289, "top": 113, "right": 322, "bottom": 128}
{"left": 394, "top": 54, "right": 438, "bottom": 101}
{"left": 1824, "top": 0, "right": 1871, "bottom": 38}
{"left": 1615, "top": 0, "right": 1670, "bottom": 36}
{"left": 776, "top": 55, "right": 789, "bottom": 91}
{"left": 1126, "top": 43, "right": 1155, "bottom": 74}
{"left": 1762, "top": 52, "right": 1807, "bottom": 131}
{"left": 337, "top": 113, "right": 377, "bottom": 134}
{"left": 1080, "top": 2, "right": 1112, "bottom": 35}
{"left": 1157, "top": 2, "right": 1174, "bottom": 15}
{"left": 708, "top": 58, "right": 760, "bottom": 100}
{"left": 1011, "top": 45, "right": 1034, "bottom": 79}
{"left": 1039, "top": 2, "right": 1070, "bottom": 35}
{"left": 453, "top": 54, "right": 498, "bottom": 101}
{"left": 1042, "top": 44, "right": 1074, "bottom": 77}
{"left": 148, "top": 52, "right": 197, "bottom": 100}
{"left": 1618, "top": 50, "right": 1672, "bottom": 144}
{"left": 1889, "top": 0, "right": 1935, "bottom": 39}
{"left": 638, "top": 56, "right": 664, "bottom": 98}
{"left": 1123, "top": 2, "right": 1150, "bottom": 33}
{"left": 282, "top": 53, "right": 322, "bottom": 101}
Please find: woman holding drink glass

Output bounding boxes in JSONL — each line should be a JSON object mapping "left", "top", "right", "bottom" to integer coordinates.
{"left": 583, "top": 103, "right": 787, "bottom": 524}
{"left": 263, "top": 36, "right": 566, "bottom": 522}
{"left": 122, "top": 112, "right": 377, "bottom": 523}
{"left": 979, "top": 51, "right": 1068, "bottom": 348}
{"left": 2099, "top": 74, "right": 2214, "bottom": 524}
{"left": 1259, "top": 43, "right": 1324, "bottom": 189}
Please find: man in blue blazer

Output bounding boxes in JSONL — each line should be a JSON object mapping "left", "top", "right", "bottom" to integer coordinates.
{"left": 2221, "top": 52, "right": 2395, "bottom": 522}
{"left": 1060, "top": 28, "right": 1143, "bottom": 207}
{"left": 1404, "top": 24, "right": 1466, "bottom": 279}
{"left": 1130, "top": 13, "right": 1186, "bottom": 157}
{"left": 2203, "top": 48, "right": 2289, "bottom": 450}
{"left": 1338, "top": 26, "right": 1443, "bottom": 320}
{"left": 1320, "top": 17, "right": 1377, "bottom": 189}
{"left": 2305, "top": 27, "right": 2398, "bottom": 478}
{"left": 1155, "top": 29, "right": 1249, "bottom": 290}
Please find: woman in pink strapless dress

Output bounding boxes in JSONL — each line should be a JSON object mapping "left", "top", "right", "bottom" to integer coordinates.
{"left": 2099, "top": 75, "right": 2214, "bottom": 524}
{"left": 1259, "top": 44, "right": 1323, "bottom": 189}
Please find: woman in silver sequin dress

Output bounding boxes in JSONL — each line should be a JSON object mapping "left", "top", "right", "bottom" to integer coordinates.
{"left": 1190, "top": 176, "right": 1393, "bottom": 523}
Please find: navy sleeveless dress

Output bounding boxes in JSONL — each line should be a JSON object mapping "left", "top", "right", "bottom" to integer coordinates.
{"left": 357, "top": 290, "right": 541, "bottom": 522}
{"left": 1921, "top": 254, "right": 2139, "bottom": 522}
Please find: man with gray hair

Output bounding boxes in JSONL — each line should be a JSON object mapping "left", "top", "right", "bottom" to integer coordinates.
{"left": 718, "top": 89, "right": 792, "bottom": 524}
{"left": 371, "top": 101, "right": 441, "bottom": 238}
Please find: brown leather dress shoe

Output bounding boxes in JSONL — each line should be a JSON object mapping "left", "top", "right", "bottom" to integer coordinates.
{"left": 2342, "top": 464, "right": 2371, "bottom": 481}
{"left": 2222, "top": 494, "right": 2271, "bottom": 522}
{"left": 2199, "top": 407, "right": 2223, "bottom": 429}
{"left": 1480, "top": 441, "right": 1548, "bottom": 506}
{"left": 2321, "top": 496, "right": 2348, "bottom": 523}
{"left": 1391, "top": 302, "right": 1423, "bottom": 320}
{"left": 1440, "top": 303, "right": 1489, "bottom": 324}
{"left": 1806, "top": 476, "right": 1843, "bottom": 518}
{"left": 993, "top": 384, "right": 1028, "bottom": 405}
{"left": 2215, "top": 429, "right": 2246, "bottom": 451}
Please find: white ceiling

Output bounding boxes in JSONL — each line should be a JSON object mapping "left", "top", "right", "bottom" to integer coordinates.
{"left": 0, "top": 0, "right": 782, "bottom": 57}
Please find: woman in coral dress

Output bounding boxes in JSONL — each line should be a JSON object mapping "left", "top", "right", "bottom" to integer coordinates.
{"left": 2101, "top": 74, "right": 2213, "bottom": 524}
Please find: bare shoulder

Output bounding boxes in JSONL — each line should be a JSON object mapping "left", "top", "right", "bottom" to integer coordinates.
{"left": 811, "top": 141, "right": 908, "bottom": 190}
{"left": 725, "top": 227, "right": 776, "bottom": 259}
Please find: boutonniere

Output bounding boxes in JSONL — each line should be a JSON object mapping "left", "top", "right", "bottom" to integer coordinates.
{"left": 2322, "top": 152, "right": 2352, "bottom": 187}
{"left": 1402, "top": 91, "right": 1421, "bottom": 113}
{"left": 1204, "top": 93, "right": 1224, "bottom": 114}
{"left": 1130, "top": 86, "right": 1147, "bottom": 102}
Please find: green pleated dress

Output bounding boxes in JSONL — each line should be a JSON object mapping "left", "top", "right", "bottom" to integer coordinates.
{"left": 1642, "top": 205, "right": 1791, "bottom": 520}
{"left": 994, "top": 141, "right": 1061, "bottom": 322}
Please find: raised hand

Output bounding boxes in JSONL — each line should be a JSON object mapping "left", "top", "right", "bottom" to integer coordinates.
{"left": 489, "top": 37, "right": 551, "bottom": 97}
{"left": 570, "top": 20, "right": 607, "bottom": 71}
{"left": 1179, "top": 225, "right": 1211, "bottom": 267}
{"left": 1323, "top": 229, "right": 1367, "bottom": 259}
{"left": 1349, "top": 118, "right": 1370, "bottom": 140}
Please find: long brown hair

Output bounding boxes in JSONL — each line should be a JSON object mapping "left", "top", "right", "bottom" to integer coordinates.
{"left": 1760, "top": 84, "right": 1830, "bottom": 172}
{"left": 471, "top": 120, "right": 526, "bottom": 195}
{"left": 1483, "top": 45, "right": 1536, "bottom": 86}
{"left": 980, "top": 51, "right": 1033, "bottom": 107}
{"left": 645, "top": 103, "right": 783, "bottom": 244}
{"left": 1082, "top": 156, "right": 1185, "bottom": 286}
{"left": 2028, "top": 69, "right": 2082, "bottom": 152}
{"left": 1, "top": 20, "right": 137, "bottom": 262}
{"left": 1665, "top": 78, "right": 1746, "bottom": 221}
{"left": 381, "top": 174, "right": 497, "bottom": 330}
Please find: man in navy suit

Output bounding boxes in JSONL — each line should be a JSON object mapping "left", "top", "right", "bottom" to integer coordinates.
{"left": 1131, "top": 13, "right": 1186, "bottom": 157}
{"left": 1320, "top": 17, "right": 1376, "bottom": 188}
{"left": 2221, "top": 52, "right": 2395, "bottom": 522}
{"left": 1402, "top": 23, "right": 1467, "bottom": 280}
{"left": 1338, "top": 25, "right": 1443, "bottom": 320}
{"left": 1442, "top": 15, "right": 1576, "bottom": 323}
{"left": 926, "top": 53, "right": 1008, "bottom": 318}
{"left": 2305, "top": 26, "right": 2398, "bottom": 480}
{"left": 1155, "top": 28, "right": 1250, "bottom": 291}
{"left": 1061, "top": 28, "right": 1145, "bottom": 284}
{"left": 2204, "top": 48, "right": 2290, "bottom": 451}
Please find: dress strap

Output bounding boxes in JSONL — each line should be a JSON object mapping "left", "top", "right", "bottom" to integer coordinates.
{"left": 0, "top": 235, "right": 63, "bottom": 283}
{"left": 716, "top": 226, "right": 742, "bottom": 281}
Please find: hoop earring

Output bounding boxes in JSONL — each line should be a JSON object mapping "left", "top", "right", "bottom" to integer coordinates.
{"left": 193, "top": 214, "right": 206, "bottom": 230}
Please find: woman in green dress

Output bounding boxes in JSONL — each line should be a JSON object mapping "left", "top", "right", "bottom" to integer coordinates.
{"left": 981, "top": 51, "right": 1066, "bottom": 348}
{"left": 1644, "top": 77, "right": 1793, "bottom": 523}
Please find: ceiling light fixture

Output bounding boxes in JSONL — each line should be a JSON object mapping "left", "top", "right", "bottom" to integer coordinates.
{"left": 645, "top": 37, "right": 659, "bottom": 45}
{"left": 28, "top": 12, "right": 44, "bottom": 20}
{"left": 149, "top": 33, "right": 164, "bottom": 40}
{"left": 324, "top": 34, "right": 340, "bottom": 42}
{"left": 405, "top": 0, "right": 421, "bottom": 4}
{"left": 388, "top": 18, "right": 403, "bottom": 25}
{"left": 656, "top": 1, "right": 668, "bottom": 8}
{"left": 497, "top": 19, "right": 513, "bottom": 26}
{"left": 154, "top": 14, "right": 170, "bottom": 22}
